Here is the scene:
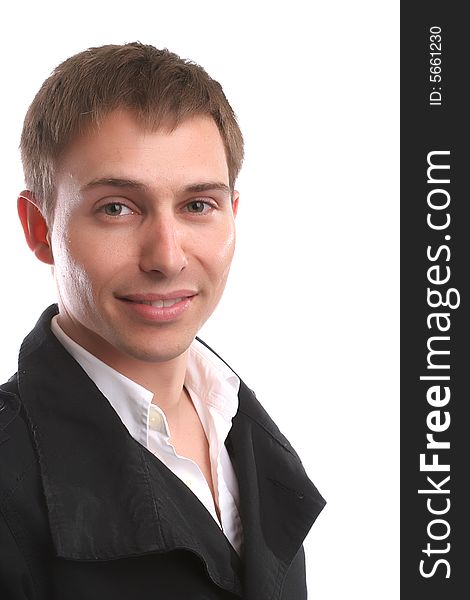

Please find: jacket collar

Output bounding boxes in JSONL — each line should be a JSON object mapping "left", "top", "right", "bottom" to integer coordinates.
{"left": 228, "top": 380, "right": 325, "bottom": 596}
{"left": 17, "top": 305, "right": 325, "bottom": 599}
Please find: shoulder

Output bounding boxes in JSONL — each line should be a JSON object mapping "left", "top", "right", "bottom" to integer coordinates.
{"left": 0, "top": 377, "right": 53, "bottom": 595}
{"left": 0, "top": 375, "right": 35, "bottom": 477}
{"left": 0, "top": 374, "right": 45, "bottom": 514}
{"left": 0, "top": 375, "right": 51, "bottom": 546}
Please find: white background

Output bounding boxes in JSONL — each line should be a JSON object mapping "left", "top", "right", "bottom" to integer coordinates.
{"left": 0, "top": 1, "right": 399, "bottom": 597}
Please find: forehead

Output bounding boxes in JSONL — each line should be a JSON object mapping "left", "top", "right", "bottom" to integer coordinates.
{"left": 57, "top": 110, "right": 230, "bottom": 190}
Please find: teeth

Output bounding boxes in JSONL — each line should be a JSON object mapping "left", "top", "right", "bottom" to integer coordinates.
{"left": 139, "top": 298, "right": 183, "bottom": 308}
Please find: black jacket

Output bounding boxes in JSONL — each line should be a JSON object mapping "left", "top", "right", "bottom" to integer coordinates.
{"left": 0, "top": 305, "right": 325, "bottom": 599}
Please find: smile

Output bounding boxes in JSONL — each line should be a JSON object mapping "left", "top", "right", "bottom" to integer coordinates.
{"left": 135, "top": 298, "right": 184, "bottom": 308}
{"left": 117, "top": 293, "right": 196, "bottom": 323}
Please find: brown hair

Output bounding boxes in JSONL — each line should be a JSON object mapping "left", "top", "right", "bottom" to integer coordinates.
{"left": 20, "top": 42, "right": 244, "bottom": 225}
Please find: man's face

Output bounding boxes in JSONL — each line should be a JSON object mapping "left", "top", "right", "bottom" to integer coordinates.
{"left": 49, "top": 110, "right": 238, "bottom": 364}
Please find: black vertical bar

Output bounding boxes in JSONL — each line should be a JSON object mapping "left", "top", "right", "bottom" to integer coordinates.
{"left": 401, "top": 4, "right": 469, "bottom": 599}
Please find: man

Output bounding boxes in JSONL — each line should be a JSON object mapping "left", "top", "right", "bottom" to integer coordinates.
{"left": 0, "top": 42, "right": 325, "bottom": 599}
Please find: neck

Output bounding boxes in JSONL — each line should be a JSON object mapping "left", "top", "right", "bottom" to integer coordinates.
{"left": 112, "top": 350, "right": 189, "bottom": 415}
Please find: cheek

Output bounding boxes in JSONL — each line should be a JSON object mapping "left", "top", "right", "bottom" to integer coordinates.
{"left": 206, "top": 224, "right": 236, "bottom": 281}
{"left": 53, "top": 233, "right": 102, "bottom": 301}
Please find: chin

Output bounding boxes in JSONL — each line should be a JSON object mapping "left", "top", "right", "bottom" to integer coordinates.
{"left": 129, "top": 348, "right": 188, "bottom": 363}
{"left": 117, "top": 335, "right": 195, "bottom": 364}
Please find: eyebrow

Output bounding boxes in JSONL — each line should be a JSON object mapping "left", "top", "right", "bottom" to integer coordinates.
{"left": 184, "top": 182, "right": 231, "bottom": 196}
{"left": 81, "top": 178, "right": 231, "bottom": 196}
{"left": 81, "top": 178, "right": 149, "bottom": 193}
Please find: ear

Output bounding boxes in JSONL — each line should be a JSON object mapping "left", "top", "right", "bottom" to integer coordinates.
{"left": 17, "top": 191, "right": 54, "bottom": 265}
{"left": 231, "top": 190, "right": 239, "bottom": 218}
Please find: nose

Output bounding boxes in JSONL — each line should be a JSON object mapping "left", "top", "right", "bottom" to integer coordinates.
{"left": 139, "top": 213, "right": 188, "bottom": 278}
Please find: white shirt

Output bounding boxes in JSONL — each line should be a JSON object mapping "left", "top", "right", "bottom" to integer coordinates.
{"left": 50, "top": 317, "right": 243, "bottom": 555}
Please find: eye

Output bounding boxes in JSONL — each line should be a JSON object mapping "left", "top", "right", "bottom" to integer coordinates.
{"left": 101, "top": 202, "right": 134, "bottom": 217}
{"left": 185, "top": 200, "right": 214, "bottom": 214}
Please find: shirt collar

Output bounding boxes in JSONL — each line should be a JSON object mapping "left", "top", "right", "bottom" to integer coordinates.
{"left": 50, "top": 316, "right": 240, "bottom": 445}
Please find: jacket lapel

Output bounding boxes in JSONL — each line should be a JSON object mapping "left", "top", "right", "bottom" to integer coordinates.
{"left": 17, "top": 305, "right": 242, "bottom": 596}
{"left": 227, "top": 381, "right": 326, "bottom": 599}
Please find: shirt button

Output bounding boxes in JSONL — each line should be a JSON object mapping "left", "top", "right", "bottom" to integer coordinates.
{"left": 150, "top": 409, "right": 163, "bottom": 429}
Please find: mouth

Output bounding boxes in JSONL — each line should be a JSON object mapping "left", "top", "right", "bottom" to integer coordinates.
{"left": 116, "top": 291, "right": 197, "bottom": 322}
{"left": 123, "top": 297, "right": 186, "bottom": 308}
{"left": 118, "top": 290, "right": 197, "bottom": 303}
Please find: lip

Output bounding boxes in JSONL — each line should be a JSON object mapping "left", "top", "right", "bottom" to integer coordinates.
{"left": 118, "top": 290, "right": 197, "bottom": 302}
{"left": 116, "top": 291, "right": 196, "bottom": 322}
